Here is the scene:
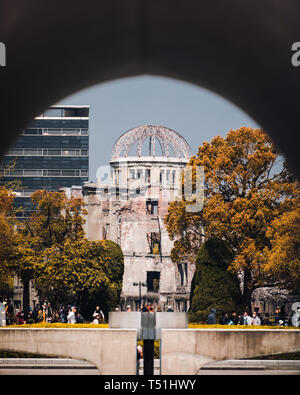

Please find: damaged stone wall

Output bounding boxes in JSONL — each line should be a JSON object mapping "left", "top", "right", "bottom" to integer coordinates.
{"left": 72, "top": 125, "right": 197, "bottom": 311}
{"left": 80, "top": 166, "right": 195, "bottom": 311}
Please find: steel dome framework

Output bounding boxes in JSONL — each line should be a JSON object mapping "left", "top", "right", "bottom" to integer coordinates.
{"left": 111, "top": 125, "right": 192, "bottom": 161}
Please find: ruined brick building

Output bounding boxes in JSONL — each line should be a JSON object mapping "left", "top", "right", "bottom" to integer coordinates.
{"left": 79, "top": 125, "right": 195, "bottom": 311}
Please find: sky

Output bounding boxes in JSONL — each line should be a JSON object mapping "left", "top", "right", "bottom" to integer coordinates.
{"left": 57, "top": 75, "right": 259, "bottom": 181}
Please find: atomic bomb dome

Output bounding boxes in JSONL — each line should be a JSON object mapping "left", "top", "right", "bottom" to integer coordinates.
{"left": 81, "top": 125, "right": 195, "bottom": 312}
{"left": 110, "top": 124, "right": 192, "bottom": 162}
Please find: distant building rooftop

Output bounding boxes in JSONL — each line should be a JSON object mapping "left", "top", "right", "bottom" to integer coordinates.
{"left": 36, "top": 105, "right": 90, "bottom": 119}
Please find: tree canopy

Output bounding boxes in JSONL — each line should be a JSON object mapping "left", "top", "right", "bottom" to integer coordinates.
{"left": 0, "top": 189, "right": 124, "bottom": 319}
{"left": 165, "top": 127, "right": 300, "bottom": 309}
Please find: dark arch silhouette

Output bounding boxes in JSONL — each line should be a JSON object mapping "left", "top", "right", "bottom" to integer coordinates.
{"left": 0, "top": 1, "right": 300, "bottom": 178}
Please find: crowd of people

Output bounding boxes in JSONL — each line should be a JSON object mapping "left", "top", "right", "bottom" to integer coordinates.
{"left": 5, "top": 301, "right": 53, "bottom": 325}
{"left": 206, "top": 306, "right": 300, "bottom": 327}
{"left": 3, "top": 301, "right": 106, "bottom": 325}
{"left": 59, "top": 304, "right": 105, "bottom": 324}
{"left": 123, "top": 303, "right": 174, "bottom": 312}
{"left": 2, "top": 299, "right": 300, "bottom": 327}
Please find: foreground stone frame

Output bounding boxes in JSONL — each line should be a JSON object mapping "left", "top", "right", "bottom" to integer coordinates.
{"left": 0, "top": 328, "right": 137, "bottom": 375}
{"left": 1, "top": 327, "right": 300, "bottom": 375}
{"left": 161, "top": 328, "right": 300, "bottom": 374}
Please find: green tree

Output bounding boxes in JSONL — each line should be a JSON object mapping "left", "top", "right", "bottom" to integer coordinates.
{"left": 77, "top": 240, "right": 124, "bottom": 319}
{"left": 22, "top": 190, "right": 124, "bottom": 319}
{"left": 3, "top": 190, "right": 87, "bottom": 316}
{"left": 34, "top": 238, "right": 124, "bottom": 320}
{"left": 189, "top": 239, "right": 243, "bottom": 323}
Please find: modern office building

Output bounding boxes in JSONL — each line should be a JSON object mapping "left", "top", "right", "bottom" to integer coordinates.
{"left": 0, "top": 105, "right": 89, "bottom": 216}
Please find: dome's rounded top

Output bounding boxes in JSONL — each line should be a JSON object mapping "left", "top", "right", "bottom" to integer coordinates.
{"left": 110, "top": 125, "right": 192, "bottom": 161}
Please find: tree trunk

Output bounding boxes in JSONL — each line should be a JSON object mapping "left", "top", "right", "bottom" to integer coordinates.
{"left": 243, "top": 269, "right": 253, "bottom": 312}
{"left": 22, "top": 278, "right": 30, "bottom": 319}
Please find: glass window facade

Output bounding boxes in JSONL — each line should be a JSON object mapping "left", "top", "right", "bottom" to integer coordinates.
{"left": 0, "top": 106, "right": 89, "bottom": 217}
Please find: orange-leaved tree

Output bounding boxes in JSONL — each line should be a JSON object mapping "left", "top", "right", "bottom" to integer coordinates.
{"left": 263, "top": 197, "right": 300, "bottom": 294}
{"left": 165, "top": 127, "right": 299, "bottom": 310}
{"left": 0, "top": 186, "right": 19, "bottom": 299}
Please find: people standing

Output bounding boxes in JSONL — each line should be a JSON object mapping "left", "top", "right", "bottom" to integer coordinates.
{"left": 15, "top": 311, "right": 25, "bottom": 325}
{"left": 274, "top": 306, "right": 281, "bottom": 325}
{"left": 291, "top": 307, "right": 300, "bottom": 327}
{"left": 60, "top": 306, "right": 68, "bottom": 323}
{"left": 262, "top": 312, "right": 272, "bottom": 326}
{"left": 219, "top": 312, "right": 229, "bottom": 325}
{"left": 26, "top": 310, "right": 34, "bottom": 324}
{"left": 147, "top": 303, "right": 153, "bottom": 312}
{"left": 45, "top": 302, "right": 52, "bottom": 323}
{"left": 229, "top": 311, "right": 239, "bottom": 325}
{"left": 251, "top": 311, "right": 261, "bottom": 325}
{"left": 75, "top": 310, "right": 84, "bottom": 323}
{"left": 207, "top": 308, "right": 216, "bottom": 324}
{"left": 242, "top": 311, "right": 252, "bottom": 325}
{"left": 32, "top": 306, "right": 39, "bottom": 323}
{"left": 37, "top": 306, "right": 43, "bottom": 322}
{"left": 91, "top": 314, "right": 101, "bottom": 324}
{"left": 136, "top": 344, "right": 143, "bottom": 375}
{"left": 6, "top": 302, "right": 15, "bottom": 325}
{"left": 67, "top": 306, "right": 77, "bottom": 324}
{"left": 93, "top": 306, "right": 105, "bottom": 321}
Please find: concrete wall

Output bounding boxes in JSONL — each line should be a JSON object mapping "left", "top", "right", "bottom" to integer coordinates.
{"left": 0, "top": 328, "right": 137, "bottom": 375}
{"left": 109, "top": 311, "right": 188, "bottom": 339}
{"left": 161, "top": 328, "right": 300, "bottom": 375}
{"left": 1, "top": 327, "right": 300, "bottom": 375}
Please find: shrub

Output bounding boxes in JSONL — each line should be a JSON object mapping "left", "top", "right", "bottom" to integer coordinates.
{"left": 189, "top": 238, "right": 244, "bottom": 323}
